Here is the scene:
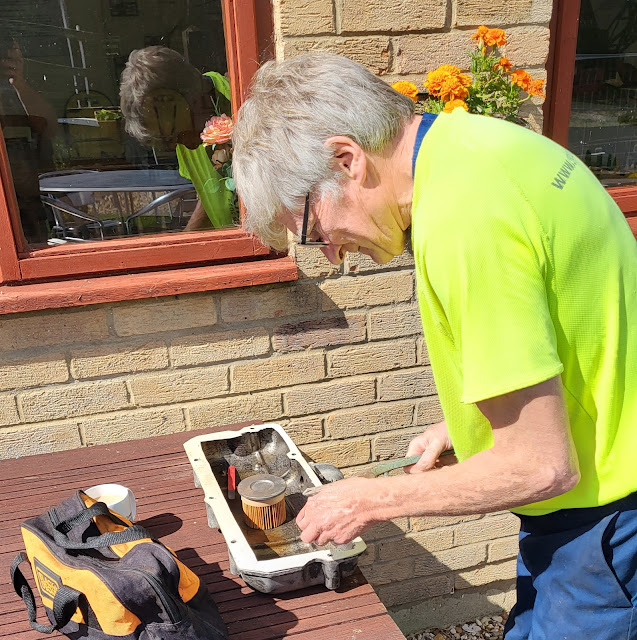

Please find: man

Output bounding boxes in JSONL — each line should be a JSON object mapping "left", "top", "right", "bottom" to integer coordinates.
{"left": 232, "top": 52, "right": 637, "bottom": 639}
{"left": 120, "top": 46, "right": 235, "bottom": 231}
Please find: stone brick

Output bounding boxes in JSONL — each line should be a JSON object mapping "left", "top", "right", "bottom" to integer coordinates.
{"left": 364, "top": 518, "right": 410, "bottom": 541}
{"left": 455, "top": 0, "right": 553, "bottom": 26}
{"left": 282, "top": 37, "right": 392, "bottom": 76}
{"left": 326, "top": 400, "right": 414, "bottom": 439}
{"left": 220, "top": 284, "right": 318, "bottom": 323}
{"left": 232, "top": 352, "right": 325, "bottom": 392}
{"left": 328, "top": 339, "right": 417, "bottom": 378}
{"left": 170, "top": 328, "right": 270, "bottom": 367}
{"left": 273, "top": 314, "right": 366, "bottom": 352}
{"left": 416, "top": 337, "right": 430, "bottom": 365}
{"left": 71, "top": 342, "right": 168, "bottom": 379}
{"left": 455, "top": 559, "right": 518, "bottom": 589}
{"left": 360, "top": 557, "right": 414, "bottom": 586}
{"left": 415, "top": 395, "right": 445, "bottom": 425}
{"left": 0, "top": 395, "right": 20, "bottom": 426}
{"left": 454, "top": 513, "right": 520, "bottom": 546}
{"left": 130, "top": 367, "right": 228, "bottom": 406}
{"left": 488, "top": 535, "right": 520, "bottom": 562}
{"left": 377, "top": 527, "right": 454, "bottom": 561}
{"left": 502, "top": 26, "right": 551, "bottom": 69}
{"left": 113, "top": 295, "right": 216, "bottom": 337}
{"left": 189, "top": 393, "right": 283, "bottom": 430}
{"left": 373, "top": 427, "right": 423, "bottom": 461}
{"left": 394, "top": 31, "right": 471, "bottom": 74}
{"left": 369, "top": 304, "right": 423, "bottom": 340}
{"left": 81, "top": 407, "right": 186, "bottom": 446}
{"left": 0, "top": 354, "right": 69, "bottom": 391}
{"left": 346, "top": 250, "right": 415, "bottom": 275}
{"left": 320, "top": 271, "right": 413, "bottom": 310}
{"left": 20, "top": 381, "right": 130, "bottom": 422}
{"left": 377, "top": 574, "right": 454, "bottom": 608}
{"left": 300, "top": 438, "right": 371, "bottom": 467}
{"left": 0, "top": 423, "right": 81, "bottom": 458}
{"left": 282, "top": 416, "right": 323, "bottom": 445}
{"left": 411, "top": 514, "right": 482, "bottom": 532}
{"left": 280, "top": 0, "right": 334, "bottom": 36}
{"left": 378, "top": 366, "right": 436, "bottom": 401}
{"left": 414, "top": 543, "right": 487, "bottom": 576}
{"left": 358, "top": 543, "right": 376, "bottom": 566}
{"left": 342, "top": 0, "right": 447, "bottom": 34}
{"left": 284, "top": 377, "right": 376, "bottom": 417}
{"left": 294, "top": 245, "right": 342, "bottom": 279}
{"left": 0, "top": 308, "right": 109, "bottom": 351}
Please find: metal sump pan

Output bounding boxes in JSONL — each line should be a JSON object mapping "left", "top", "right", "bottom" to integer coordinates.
{"left": 184, "top": 423, "right": 366, "bottom": 594}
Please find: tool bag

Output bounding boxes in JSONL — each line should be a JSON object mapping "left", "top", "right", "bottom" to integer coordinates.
{"left": 10, "top": 490, "right": 228, "bottom": 639}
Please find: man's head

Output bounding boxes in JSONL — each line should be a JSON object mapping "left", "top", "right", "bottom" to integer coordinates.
{"left": 232, "top": 53, "right": 415, "bottom": 264}
{"left": 120, "top": 46, "right": 212, "bottom": 149}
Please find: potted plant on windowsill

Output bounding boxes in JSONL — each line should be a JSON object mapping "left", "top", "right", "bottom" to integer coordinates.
{"left": 392, "top": 26, "right": 545, "bottom": 123}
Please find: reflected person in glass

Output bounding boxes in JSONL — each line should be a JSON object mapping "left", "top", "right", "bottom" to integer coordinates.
{"left": 120, "top": 46, "right": 235, "bottom": 231}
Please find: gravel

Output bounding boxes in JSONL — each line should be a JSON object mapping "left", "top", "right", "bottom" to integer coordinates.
{"left": 406, "top": 613, "right": 508, "bottom": 640}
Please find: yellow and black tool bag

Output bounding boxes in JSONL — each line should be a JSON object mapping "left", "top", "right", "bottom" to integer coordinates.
{"left": 11, "top": 491, "right": 228, "bottom": 639}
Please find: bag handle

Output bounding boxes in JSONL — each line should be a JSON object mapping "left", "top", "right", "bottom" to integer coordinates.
{"left": 11, "top": 552, "right": 81, "bottom": 634}
{"left": 50, "top": 503, "right": 153, "bottom": 550}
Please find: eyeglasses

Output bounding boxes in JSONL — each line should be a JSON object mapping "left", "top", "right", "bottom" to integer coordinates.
{"left": 298, "top": 193, "right": 328, "bottom": 246}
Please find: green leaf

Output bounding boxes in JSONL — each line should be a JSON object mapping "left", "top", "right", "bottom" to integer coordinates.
{"left": 209, "top": 179, "right": 221, "bottom": 193}
{"left": 225, "top": 177, "right": 235, "bottom": 192}
{"left": 205, "top": 72, "right": 231, "bottom": 102}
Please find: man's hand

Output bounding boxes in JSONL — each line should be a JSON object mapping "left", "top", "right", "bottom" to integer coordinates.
{"left": 404, "top": 421, "right": 454, "bottom": 473}
{"left": 296, "top": 477, "right": 376, "bottom": 546}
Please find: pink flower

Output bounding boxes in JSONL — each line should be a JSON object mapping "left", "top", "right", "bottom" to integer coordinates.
{"left": 201, "top": 114, "right": 233, "bottom": 146}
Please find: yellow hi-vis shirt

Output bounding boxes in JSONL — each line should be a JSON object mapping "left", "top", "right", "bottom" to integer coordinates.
{"left": 411, "top": 109, "right": 637, "bottom": 516}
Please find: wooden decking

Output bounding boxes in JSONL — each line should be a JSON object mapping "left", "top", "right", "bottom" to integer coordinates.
{"left": 0, "top": 426, "right": 405, "bottom": 640}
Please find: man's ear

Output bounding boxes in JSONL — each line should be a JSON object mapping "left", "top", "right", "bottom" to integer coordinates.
{"left": 324, "top": 136, "right": 367, "bottom": 185}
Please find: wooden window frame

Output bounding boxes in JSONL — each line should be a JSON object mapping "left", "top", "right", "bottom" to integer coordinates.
{"left": 545, "top": 0, "right": 637, "bottom": 237}
{"left": 0, "top": 0, "right": 296, "bottom": 314}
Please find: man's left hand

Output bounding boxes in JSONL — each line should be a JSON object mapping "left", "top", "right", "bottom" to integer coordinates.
{"left": 296, "top": 477, "right": 376, "bottom": 546}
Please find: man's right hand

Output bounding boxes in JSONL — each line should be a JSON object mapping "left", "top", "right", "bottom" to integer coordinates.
{"left": 404, "top": 421, "right": 454, "bottom": 473}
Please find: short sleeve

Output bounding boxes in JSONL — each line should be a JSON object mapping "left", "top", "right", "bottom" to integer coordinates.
{"left": 425, "top": 186, "right": 564, "bottom": 404}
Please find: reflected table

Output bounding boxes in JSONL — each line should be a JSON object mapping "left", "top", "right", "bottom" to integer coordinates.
{"left": 39, "top": 169, "right": 196, "bottom": 238}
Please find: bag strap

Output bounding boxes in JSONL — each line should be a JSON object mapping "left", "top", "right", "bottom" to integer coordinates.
{"left": 11, "top": 552, "right": 81, "bottom": 634}
{"left": 49, "top": 503, "right": 153, "bottom": 550}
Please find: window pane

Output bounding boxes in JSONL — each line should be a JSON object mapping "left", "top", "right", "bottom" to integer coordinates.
{"left": 0, "top": 0, "right": 237, "bottom": 248}
{"left": 568, "top": 0, "right": 637, "bottom": 187}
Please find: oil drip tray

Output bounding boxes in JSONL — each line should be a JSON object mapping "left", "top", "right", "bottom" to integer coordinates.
{"left": 184, "top": 423, "right": 366, "bottom": 593}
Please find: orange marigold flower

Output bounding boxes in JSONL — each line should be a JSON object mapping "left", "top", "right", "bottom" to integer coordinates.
{"left": 391, "top": 80, "right": 419, "bottom": 101}
{"left": 439, "top": 75, "right": 470, "bottom": 101}
{"left": 470, "top": 25, "right": 489, "bottom": 42}
{"left": 484, "top": 28, "right": 506, "bottom": 47}
{"left": 510, "top": 69, "right": 532, "bottom": 92}
{"left": 444, "top": 99, "right": 469, "bottom": 113}
{"left": 425, "top": 65, "right": 469, "bottom": 97}
{"left": 528, "top": 78, "right": 545, "bottom": 98}
{"left": 201, "top": 114, "right": 233, "bottom": 145}
{"left": 494, "top": 57, "right": 512, "bottom": 73}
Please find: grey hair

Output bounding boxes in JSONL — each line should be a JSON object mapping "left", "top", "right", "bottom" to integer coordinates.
{"left": 119, "top": 46, "right": 203, "bottom": 145}
{"left": 232, "top": 52, "right": 415, "bottom": 250}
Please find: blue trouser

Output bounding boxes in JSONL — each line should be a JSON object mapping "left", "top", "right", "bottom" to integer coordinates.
{"left": 504, "top": 492, "right": 637, "bottom": 639}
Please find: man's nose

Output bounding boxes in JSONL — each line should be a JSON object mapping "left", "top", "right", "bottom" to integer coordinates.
{"left": 321, "top": 244, "right": 345, "bottom": 265}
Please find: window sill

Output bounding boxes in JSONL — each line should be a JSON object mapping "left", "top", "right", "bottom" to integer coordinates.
{"left": 0, "top": 256, "right": 297, "bottom": 315}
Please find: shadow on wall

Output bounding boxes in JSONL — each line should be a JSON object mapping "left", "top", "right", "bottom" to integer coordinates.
{"left": 362, "top": 519, "right": 517, "bottom": 634}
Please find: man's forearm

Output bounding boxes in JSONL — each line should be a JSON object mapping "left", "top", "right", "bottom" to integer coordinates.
{"left": 363, "top": 446, "right": 578, "bottom": 523}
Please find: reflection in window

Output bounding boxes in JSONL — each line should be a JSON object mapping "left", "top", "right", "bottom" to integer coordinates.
{"left": 0, "top": 0, "right": 237, "bottom": 248}
{"left": 569, "top": 0, "right": 637, "bottom": 186}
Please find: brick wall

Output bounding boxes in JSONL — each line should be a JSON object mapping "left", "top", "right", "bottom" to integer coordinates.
{"left": 0, "top": 0, "right": 557, "bottom": 632}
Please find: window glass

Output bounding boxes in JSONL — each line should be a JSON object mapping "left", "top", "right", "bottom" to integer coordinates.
{"left": 569, "top": 0, "right": 637, "bottom": 186}
{"left": 0, "top": 0, "right": 237, "bottom": 248}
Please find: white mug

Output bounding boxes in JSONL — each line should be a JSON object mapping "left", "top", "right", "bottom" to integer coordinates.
{"left": 84, "top": 483, "right": 137, "bottom": 521}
